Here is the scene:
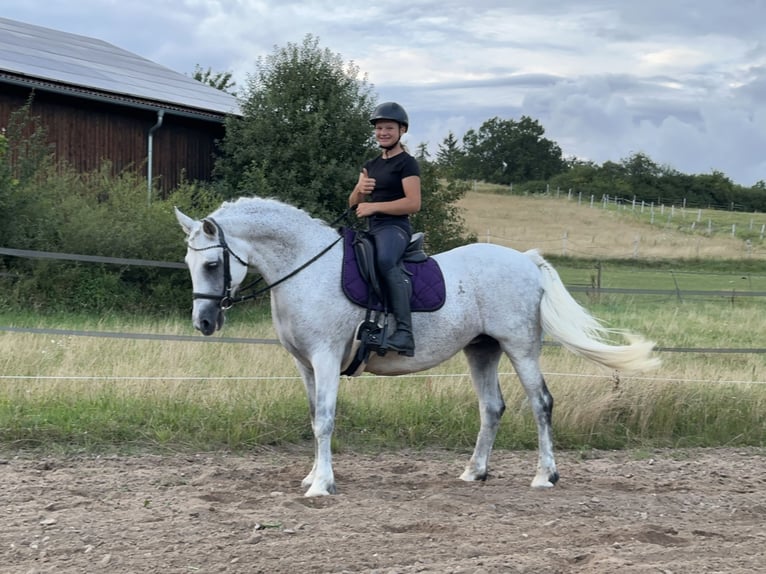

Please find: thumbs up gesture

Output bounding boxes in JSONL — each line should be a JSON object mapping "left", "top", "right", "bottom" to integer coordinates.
{"left": 356, "top": 168, "right": 375, "bottom": 196}
{"left": 352, "top": 168, "right": 377, "bottom": 217}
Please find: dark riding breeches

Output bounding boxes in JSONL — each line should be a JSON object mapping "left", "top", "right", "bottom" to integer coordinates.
{"left": 367, "top": 222, "right": 415, "bottom": 355}
{"left": 369, "top": 225, "right": 410, "bottom": 275}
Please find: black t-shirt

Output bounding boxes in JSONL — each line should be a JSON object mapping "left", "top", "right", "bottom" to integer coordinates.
{"left": 363, "top": 151, "right": 420, "bottom": 230}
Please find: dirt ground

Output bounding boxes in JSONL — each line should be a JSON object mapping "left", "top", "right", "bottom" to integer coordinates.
{"left": 1, "top": 447, "right": 765, "bottom": 574}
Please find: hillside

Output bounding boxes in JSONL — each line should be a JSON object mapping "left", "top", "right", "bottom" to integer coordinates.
{"left": 457, "top": 191, "right": 765, "bottom": 260}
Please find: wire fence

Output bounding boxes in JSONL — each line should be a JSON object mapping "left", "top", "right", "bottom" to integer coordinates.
{"left": 481, "top": 232, "right": 766, "bottom": 259}
{"left": 1, "top": 368, "right": 764, "bottom": 386}
{"left": 2, "top": 247, "right": 765, "bottom": 390}
{"left": 532, "top": 188, "right": 766, "bottom": 253}
{"left": 2, "top": 324, "right": 765, "bottom": 358}
{"left": 517, "top": 185, "right": 766, "bottom": 219}
{"left": 2, "top": 317, "right": 765, "bottom": 386}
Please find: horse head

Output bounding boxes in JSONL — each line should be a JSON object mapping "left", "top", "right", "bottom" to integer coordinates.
{"left": 175, "top": 207, "right": 250, "bottom": 335}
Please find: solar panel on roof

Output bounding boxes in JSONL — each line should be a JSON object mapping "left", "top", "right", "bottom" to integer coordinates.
{"left": 0, "top": 16, "right": 240, "bottom": 117}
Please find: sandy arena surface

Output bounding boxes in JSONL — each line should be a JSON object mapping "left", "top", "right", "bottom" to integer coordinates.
{"left": 1, "top": 447, "right": 765, "bottom": 573}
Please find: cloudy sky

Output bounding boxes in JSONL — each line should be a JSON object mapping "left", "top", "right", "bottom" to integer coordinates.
{"left": 4, "top": 0, "right": 766, "bottom": 186}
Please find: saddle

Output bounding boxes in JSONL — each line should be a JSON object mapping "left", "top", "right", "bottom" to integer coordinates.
{"left": 339, "top": 228, "right": 446, "bottom": 377}
{"left": 340, "top": 228, "right": 445, "bottom": 312}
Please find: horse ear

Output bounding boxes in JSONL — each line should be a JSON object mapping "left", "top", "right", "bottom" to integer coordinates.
{"left": 174, "top": 207, "right": 196, "bottom": 236}
{"left": 202, "top": 219, "right": 217, "bottom": 236}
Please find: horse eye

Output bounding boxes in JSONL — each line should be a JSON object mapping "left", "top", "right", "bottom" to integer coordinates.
{"left": 205, "top": 261, "right": 220, "bottom": 270}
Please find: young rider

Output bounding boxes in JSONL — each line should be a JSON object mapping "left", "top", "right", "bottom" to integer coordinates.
{"left": 348, "top": 102, "right": 421, "bottom": 357}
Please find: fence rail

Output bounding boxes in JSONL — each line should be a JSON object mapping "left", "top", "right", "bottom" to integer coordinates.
{"left": 2, "top": 247, "right": 766, "bottom": 355}
{"left": 3, "top": 247, "right": 766, "bottom": 298}
{"left": 2, "top": 325, "right": 764, "bottom": 355}
{"left": 0, "top": 247, "right": 187, "bottom": 269}
{"left": 568, "top": 286, "right": 766, "bottom": 298}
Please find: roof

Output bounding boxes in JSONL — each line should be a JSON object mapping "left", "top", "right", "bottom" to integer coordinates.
{"left": 0, "top": 17, "right": 241, "bottom": 121}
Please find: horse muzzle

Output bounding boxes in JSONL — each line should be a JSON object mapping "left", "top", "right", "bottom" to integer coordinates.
{"left": 193, "top": 300, "right": 225, "bottom": 336}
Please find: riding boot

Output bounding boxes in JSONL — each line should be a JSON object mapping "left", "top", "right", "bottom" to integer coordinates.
{"left": 383, "top": 268, "right": 415, "bottom": 357}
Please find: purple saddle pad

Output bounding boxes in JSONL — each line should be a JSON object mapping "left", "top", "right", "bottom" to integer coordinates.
{"left": 340, "top": 228, "right": 446, "bottom": 312}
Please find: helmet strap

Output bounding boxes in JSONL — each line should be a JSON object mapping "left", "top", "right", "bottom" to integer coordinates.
{"left": 380, "top": 139, "right": 399, "bottom": 151}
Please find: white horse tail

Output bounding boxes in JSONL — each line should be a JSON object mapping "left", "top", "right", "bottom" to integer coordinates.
{"left": 525, "top": 249, "right": 661, "bottom": 374}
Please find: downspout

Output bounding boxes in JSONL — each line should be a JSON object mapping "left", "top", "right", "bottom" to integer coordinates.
{"left": 147, "top": 110, "right": 165, "bottom": 205}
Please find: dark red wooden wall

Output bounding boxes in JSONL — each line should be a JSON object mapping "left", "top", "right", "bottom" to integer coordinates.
{"left": 0, "top": 83, "right": 226, "bottom": 194}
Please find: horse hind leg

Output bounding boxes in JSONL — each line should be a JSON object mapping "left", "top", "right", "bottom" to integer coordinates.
{"left": 510, "top": 353, "right": 559, "bottom": 488}
{"left": 459, "top": 337, "right": 506, "bottom": 482}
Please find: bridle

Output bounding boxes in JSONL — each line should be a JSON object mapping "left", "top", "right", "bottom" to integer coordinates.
{"left": 187, "top": 217, "right": 251, "bottom": 309}
{"left": 188, "top": 216, "right": 345, "bottom": 310}
{"left": 187, "top": 210, "right": 351, "bottom": 310}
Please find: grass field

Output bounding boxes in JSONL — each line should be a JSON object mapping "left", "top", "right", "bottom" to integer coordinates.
{"left": 1, "top": 190, "right": 765, "bottom": 454}
{"left": 459, "top": 186, "right": 766, "bottom": 260}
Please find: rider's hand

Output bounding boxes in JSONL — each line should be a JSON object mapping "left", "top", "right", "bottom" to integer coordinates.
{"left": 355, "top": 201, "right": 376, "bottom": 217}
{"left": 353, "top": 168, "right": 376, "bottom": 217}
{"left": 355, "top": 168, "right": 375, "bottom": 196}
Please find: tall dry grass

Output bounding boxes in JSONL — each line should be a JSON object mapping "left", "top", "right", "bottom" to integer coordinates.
{"left": 1, "top": 192, "right": 764, "bottom": 452}
{"left": 1, "top": 300, "right": 764, "bottom": 452}
{"left": 459, "top": 191, "right": 763, "bottom": 259}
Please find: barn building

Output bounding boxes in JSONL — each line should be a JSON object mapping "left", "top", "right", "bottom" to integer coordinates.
{"left": 0, "top": 17, "right": 240, "bottom": 195}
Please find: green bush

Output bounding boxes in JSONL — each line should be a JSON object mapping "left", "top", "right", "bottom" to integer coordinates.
{"left": 0, "top": 126, "right": 223, "bottom": 313}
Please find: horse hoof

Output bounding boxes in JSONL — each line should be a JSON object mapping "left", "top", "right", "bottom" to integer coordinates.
{"left": 304, "top": 489, "right": 329, "bottom": 497}
{"left": 531, "top": 475, "right": 557, "bottom": 489}
{"left": 305, "top": 482, "right": 337, "bottom": 497}
{"left": 459, "top": 469, "right": 488, "bottom": 482}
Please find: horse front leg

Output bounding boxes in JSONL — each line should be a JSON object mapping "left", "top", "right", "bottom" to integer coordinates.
{"left": 294, "top": 361, "right": 319, "bottom": 490}
{"left": 460, "top": 342, "right": 505, "bottom": 481}
{"left": 303, "top": 356, "right": 341, "bottom": 497}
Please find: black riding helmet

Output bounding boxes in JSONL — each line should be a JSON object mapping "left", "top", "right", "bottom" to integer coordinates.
{"left": 369, "top": 102, "right": 409, "bottom": 132}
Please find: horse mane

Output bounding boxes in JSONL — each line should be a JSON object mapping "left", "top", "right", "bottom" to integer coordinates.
{"left": 211, "top": 196, "right": 333, "bottom": 232}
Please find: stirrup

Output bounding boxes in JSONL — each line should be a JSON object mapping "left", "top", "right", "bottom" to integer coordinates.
{"left": 392, "top": 346, "right": 415, "bottom": 357}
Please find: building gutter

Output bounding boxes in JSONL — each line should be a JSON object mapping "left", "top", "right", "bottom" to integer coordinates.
{"left": 147, "top": 109, "right": 165, "bottom": 205}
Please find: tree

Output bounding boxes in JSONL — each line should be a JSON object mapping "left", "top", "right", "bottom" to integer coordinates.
{"left": 411, "top": 150, "right": 476, "bottom": 253}
{"left": 738, "top": 180, "right": 766, "bottom": 212}
{"left": 690, "top": 171, "right": 737, "bottom": 209}
{"left": 192, "top": 64, "right": 237, "bottom": 95}
{"left": 214, "top": 35, "right": 474, "bottom": 249}
{"left": 215, "top": 35, "right": 377, "bottom": 220}
{"left": 548, "top": 159, "right": 612, "bottom": 198}
{"left": 435, "top": 131, "right": 464, "bottom": 179}
{"left": 460, "top": 116, "right": 566, "bottom": 185}
{"left": 621, "top": 152, "right": 661, "bottom": 202}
